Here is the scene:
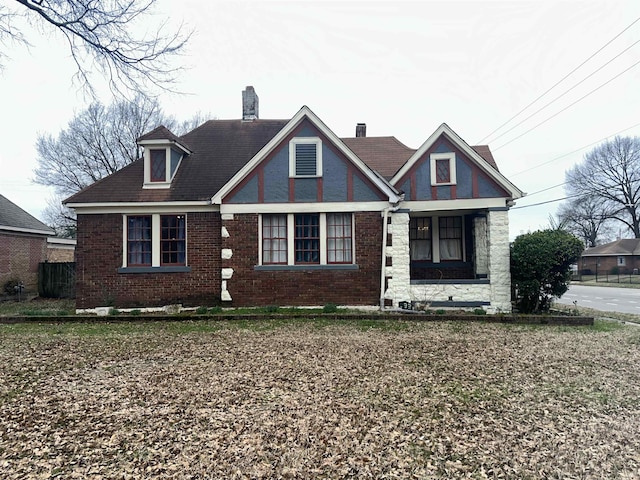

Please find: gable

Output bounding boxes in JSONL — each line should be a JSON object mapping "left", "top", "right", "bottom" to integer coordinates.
{"left": 393, "top": 136, "right": 510, "bottom": 201}
{"left": 391, "top": 124, "right": 523, "bottom": 202}
{"left": 216, "top": 108, "right": 400, "bottom": 206}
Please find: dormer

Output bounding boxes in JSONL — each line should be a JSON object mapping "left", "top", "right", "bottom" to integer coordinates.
{"left": 137, "top": 126, "right": 192, "bottom": 188}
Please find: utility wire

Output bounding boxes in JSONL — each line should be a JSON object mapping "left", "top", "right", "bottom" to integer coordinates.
{"left": 487, "top": 38, "right": 640, "bottom": 145}
{"left": 478, "top": 15, "right": 640, "bottom": 144}
{"left": 494, "top": 57, "right": 640, "bottom": 151}
{"left": 508, "top": 121, "right": 640, "bottom": 177}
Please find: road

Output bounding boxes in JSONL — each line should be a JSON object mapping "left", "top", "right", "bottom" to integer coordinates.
{"left": 555, "top": 284, "right": 640, "bottom": 315}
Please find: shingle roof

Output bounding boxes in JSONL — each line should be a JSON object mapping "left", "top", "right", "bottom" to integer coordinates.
{"left": 65, "top": 118, "right": 502, "bottom": 205}
{"left": 66, "top": 119, "right": 289, "bottom": 204}
{"left": 0, "top": 194, "right": 53, "bottom": 234}
{"left": 582, "top": 239, "right": 640, "bottom": 256}
{"left": 137, "top": 125, "right": 193, "bottom": 152}
{"left": 341, "top": 137, "right": 415, "bottom": 180}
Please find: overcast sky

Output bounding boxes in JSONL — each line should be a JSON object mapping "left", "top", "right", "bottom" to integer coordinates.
{"left": 1, "top": 0, "right": 639, "bottom": 240}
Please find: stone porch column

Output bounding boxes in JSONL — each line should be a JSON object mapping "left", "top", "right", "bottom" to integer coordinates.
{"left": 487, "top": 209, "right": 511, "bottom": 312}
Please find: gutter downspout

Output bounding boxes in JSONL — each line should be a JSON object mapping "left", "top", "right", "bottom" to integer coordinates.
{"left": 379, "top": 201, "right": 402, "bottom": 310}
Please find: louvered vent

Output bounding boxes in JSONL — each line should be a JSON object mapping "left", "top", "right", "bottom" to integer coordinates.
{"left": 295, "top": 143, "right": 317, "bottom": 176}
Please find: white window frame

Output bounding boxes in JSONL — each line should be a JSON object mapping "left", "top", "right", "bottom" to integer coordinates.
{"left": 259, "top": 213, "right": 354, "bottom": 266}
{"left": 289, "top": 137, "right": 322, "bottom": 178}
{"left": 618, "top": 256, "right": 626, "bottom": 266}
{"left": 430, "top": 152, "right": 456, "bottom": 186}
{"left": 143, "top": 146, "right": 184, "bottom": 188}
{"left": 122, "top": 213, "right": 187, "bottom": 267}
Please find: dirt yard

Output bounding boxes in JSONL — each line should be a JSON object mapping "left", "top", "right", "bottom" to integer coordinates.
{"left": 0, "top": 319, "right": 639, "bottom": 479}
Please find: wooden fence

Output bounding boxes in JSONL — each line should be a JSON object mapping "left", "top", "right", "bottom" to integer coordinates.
{"left": 38, "top": 262, "right": 76, "bottom": 298}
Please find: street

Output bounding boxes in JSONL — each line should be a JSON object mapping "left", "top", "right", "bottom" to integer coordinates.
{"left": 555, "top": 284, "right": 640, "bottom": 315}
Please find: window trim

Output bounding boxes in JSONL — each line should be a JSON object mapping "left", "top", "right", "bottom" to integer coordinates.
{"left": 122, "top": 213, "right": 188, "bottom": 270}
{"left": 144, "top": 146, "right": 184, "bottom": 188}
{"left": 430, "top": 152, "right": 456, "bottom": 186}
{"left": 289, "top": 137, "right": 322, "bottom": 178}
{"left": 259, "top": 213, "right": 355, "bottom": 266}
{"left": 409, "top": 215, "right": 465, "bottom": 263}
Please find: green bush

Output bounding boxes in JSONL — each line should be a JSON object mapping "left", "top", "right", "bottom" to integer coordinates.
{"left": 473, "top": 308, "right": 486, "bottom": 315}
{"left": 195, "top": 306, "right": 208, "bottom": 315}
{"left": 511, "top": 229, "right": 583, "bottom": 314}
{"left": 323, "top": 303, "right": 338, "bottom": 313}
{"left": 130, "top": 309, "right": 142, "bottom": 316}
{"left": 264, "top": 305, "right": 279, "bottom": 313}
{"left": 109, "top": 308, "right": 120, "bottom": 316}
{"left": 3, "top": 278, "right": 22, "bottom": 295}
{"left": 208, "top": 306, "right": 223, "bottom": 314}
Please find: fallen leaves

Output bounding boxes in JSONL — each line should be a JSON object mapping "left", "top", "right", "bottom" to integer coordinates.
{"left": 0, "top": 321, "right": 638, "bottom": 478}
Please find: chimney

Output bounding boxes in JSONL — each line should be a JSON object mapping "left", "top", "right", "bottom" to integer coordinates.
{"left": 242, "top": 86, "right": 259, "bottom": 120}
{"left": 356, "top": 123, "right": 366, "bottom": 137}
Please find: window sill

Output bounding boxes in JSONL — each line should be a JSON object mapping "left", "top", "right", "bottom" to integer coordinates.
{"left": 255, "top": 264, "right": 359, "bottom": 271}
{"left": 411, "top": 279, "right": 489, "bottom": 285}
{"left": 118, "top": 266, "right": 191, "bottom": 274}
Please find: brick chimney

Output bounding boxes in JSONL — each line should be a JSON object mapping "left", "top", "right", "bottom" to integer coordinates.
{"left": 242, "top": 86, "right": 259, "bottom": 120}
{"left": 356, "top": 123, "right": 366, "bottom": 137}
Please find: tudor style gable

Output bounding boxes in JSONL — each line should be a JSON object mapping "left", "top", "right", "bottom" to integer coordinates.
{"left": 213, "top": 106, "right": 401, "bottom": 209}
{"left": 391, "top": 123, "right": 523, "bottom": 203}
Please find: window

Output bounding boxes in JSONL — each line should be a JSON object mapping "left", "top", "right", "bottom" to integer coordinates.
{"left": 409, "top": 217, "right": 432, "bottom": 261}
{"left": 123, "top": 214, "right": 188, "bottom": 270}
{"left": 430, "top": 152, "right": 456, "bottom": 185}
{"left": 150, "top": 149, "right": 167, "bottom": 182}
{"left": 327, "top": 213, "right": 352, "bottom": 263}
{"left": 161, "top": 215, "right": 186, "bottom": 265}
{"left": 289, "top": 138, "right": 322, "bottom": 177}
{"left": 127, "top": 216, "right": 152, "bottom": 266}
{"left": 439, "top": 216, "right": 462, "bottom": 260}
{"left": 618, "top": 256, "right": 626, "bottom": 266}
{"left": 262, "top": 214, "right": 287, "bottom": 264}
{"left": 295, "top": 214, "right": 320, "bottom": 263}
{"left": 260, "top": 213, "right": 354, "bottom": 266}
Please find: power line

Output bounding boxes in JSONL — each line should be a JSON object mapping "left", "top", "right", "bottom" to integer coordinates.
{"left": 486, "top": 38, "right": 640, "bottom": 145}
{"left": 508, "top": 121, "right": 640, "bottom": 177}
{"left": 494, "top": 57, "right": 640, "bottom": 151}
{"left": 478, "top": 15, "right": 640, "bottom": 144}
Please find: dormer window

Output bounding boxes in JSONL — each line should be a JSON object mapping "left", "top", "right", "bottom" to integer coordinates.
{"left": 137, "top": 125, "right": 192, "bottom": 189}
{"left": 290, "top": 137, "right": 322, "bottom": 177}
{"left": 430, "top": 152, "right": 456, "bottom": 186}
{"left": 150, "top": 149, "right": 167, "bottom": 182}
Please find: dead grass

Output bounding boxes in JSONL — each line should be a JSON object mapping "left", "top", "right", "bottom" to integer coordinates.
{"left": 1, "top": 319, "right": 639, "bottom": 479}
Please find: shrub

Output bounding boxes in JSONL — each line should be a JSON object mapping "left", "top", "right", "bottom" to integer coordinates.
{"left": 109, "top": 308, "right": 120, "bottom": 316}
{"left": 208, "top": 306, "right": 223, "bottom": 314}
{"left": 130, "top": 309, "right": 142, "bottom": 316}
{"left": 323, "top": 303, "right": 338, "bottom": 313}
{"left": 3, "top": 278, "right": 22, "bottom": 295}
{"left": 473, "top": 308, "right": 486, "bottom": 315}
{"left": 264, "top": 305, "right": 279, "bottom": 313}
{"left": 195, "top": 306, "right": 208, "bottom": 315}
{"left": 511, "top": 229, "right": 583, "bottom": 314}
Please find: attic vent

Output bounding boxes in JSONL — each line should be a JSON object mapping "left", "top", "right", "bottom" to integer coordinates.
{"left": 295, "top": 143, "right": 317, "bottom": 176}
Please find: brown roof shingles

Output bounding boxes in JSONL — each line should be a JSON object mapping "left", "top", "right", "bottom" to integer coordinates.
{"left": 66, "top": 119, "right": 502, "bottom": 204}
{"left": 66, "top": 119, "right": 288, "bottom": 204}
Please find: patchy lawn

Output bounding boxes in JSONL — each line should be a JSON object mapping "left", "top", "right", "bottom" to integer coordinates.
{"left": 0, "top": 320, "right": 639, "bottom": 479}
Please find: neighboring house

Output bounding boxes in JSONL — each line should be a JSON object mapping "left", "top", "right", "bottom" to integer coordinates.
{"left": 47, "top": 237, "right": 76, "bottom": 262}
{"left": 65, "top": 87, "right": 524, "bottom": 312}
{"left": 0, "top": 194, "right": 55, "bottom": 293}
{"left": 580, "top": 239, "right": 640, "bottom": 275}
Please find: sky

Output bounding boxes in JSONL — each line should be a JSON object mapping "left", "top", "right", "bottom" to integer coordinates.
{"left": 1, "top": 0, "right": 640, "bottom": 240}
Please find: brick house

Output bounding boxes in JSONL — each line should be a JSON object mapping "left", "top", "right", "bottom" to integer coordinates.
{"left": 580, "top": 239, "right": 640, "bottom": 275}
{"left": 65, "top": 87, "right": 524, "bottom": 312}
{"left": 0, "top": 194, "right": 54, "bottom": 294}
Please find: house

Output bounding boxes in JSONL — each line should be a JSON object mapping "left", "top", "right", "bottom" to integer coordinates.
{"left": 65, "top": 87, "right": 524, "bottom": 313}
{"left": 0, "top": 194, "right": 55, "bottom": 293}
{"left": 580, "top": 238, "right": 640, "bottom": 275}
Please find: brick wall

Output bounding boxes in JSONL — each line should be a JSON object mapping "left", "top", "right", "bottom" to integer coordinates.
{"left": 76, "top": 212, "right": 221, "bottom": 308}
{"left": 0, "top": 232, "right": 48, "bottom": 293}
{"left": 222, "top": 212, "right": 383, "bottom": 306}
{"left": 581, "top": 255, "right": 640, "bottom": 275}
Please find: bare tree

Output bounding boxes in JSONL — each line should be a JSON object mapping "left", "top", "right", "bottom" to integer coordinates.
{"left": 34, "top": 95, "right": 207, "bottom": 234}
{"left": 1, "top": 0, "right": 190, "bottom": 96}
{"left": 565, "top": 136, "right": 640, "bottom": 238}
{"left": 556, "top": 196, "right": 614, "bottom": 247}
